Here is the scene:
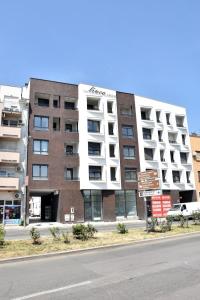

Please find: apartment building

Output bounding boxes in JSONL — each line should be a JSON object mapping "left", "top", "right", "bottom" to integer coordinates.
{"left": 0, "top": 85, "right": 29, "bottom": 224}
{"left": 190, "top": 134, "right": 200, "bottom": 201}
{"left": 27, "top": 79, "right": 141, "bottom": 223}
{"left": 135, "top": 95, "right": 196, "bottom": 205}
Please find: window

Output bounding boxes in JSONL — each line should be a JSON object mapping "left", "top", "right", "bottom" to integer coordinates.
{"left": 182, "top": 134, "right": 186, "bottom": 145}
{"left": 143, "top": 128, "right": 151, "bottom": 140}
{"left": 83, "top": 190, "right": 102, "bottom": 221}
{"left": 64, "top": 102, "right": 75, "bottom": 110}
{"left": 38, "top": 98, "right": 49, "bottom": 107}
{"left": 166, "top": 113, "right": 170, "bottom": 125}
{"left": 32, "top": 165, "right": 48, "bottom": 180}
{"left": 120, "top": 106, "right": 132, "bottom": 116}
{"left": 172, "top": 171, "right": 180, "bottom": 183}
{"left": 158, "top": 130, "right": 163, "bottom": 142}
{"left": 160, "top": 150, "right": 165, "bottom": 162}
{"left": 156, "top": 111, "right": 161, "bottom": 123}
{"left": 87, "top": 98, "right": 99, "bottom": 110}
{"left": 64, "top": 168, "right": 73, "bottom": 180}
{"left": 186, "top": 171, "right": 190, "bottom": 183}
{"left": 176, "top": 116, "right": 184, "bottom": 127}
{"left": 34, "top": 116, "right": 49, "bottom": 131}
{"left": 122, "top": 125, "right": 134, "bottom": 138}
{"left": 125, "top": 168, "right": 137, "bottom": 181}
{"left": 53, "top": 96, "right": 60, "bottom": 108}
{"left": 65, "top": 122, "right": 78, "bottom": 132}
{"left": 162, "top": 170, "right": 167, "bottom": 183}
{"left": 170, "top": 151, "right": 175, "bottom": 163}
{"left": 109, "top": 144, "right": 115, "bottom": 157}
{"left": 88, "top": 120, "right": 100, "bottom": 133}
{"left": 107, "top": 102, "right": 113, "bottom": 113}
{"left": 108, "top": 123, "right": 114, "bottom": 135}
{"left": 144, "top": 148, "right": 154, "bottom": 160}
{"left": 88, "top": 142, "right": 101, "bottom": 156}
{"left": 115, "top": 190, "right": 137, "bottom": 217}
{"left": 123, "top": 146, "right": 135, "bottom": 159}
{"left": 65, "top": 124, "right": 72, "bottom": 132}
{"left": 110, "top": 167, "right": 116, "bottom": 181}
{"left": 33, "top": 140, "right": 48, "bottom": 155}
{"left": 65, "top": 145, "right": 73, "bottom": 155}
{"left": 198, "top": 171, "right": 200, "bottom": 182}
{"left": 180, "top": 152, "right": 187, "bottom": 164}
{"left": 141, "top": 108, "right": 151, "bottom": 120}
{"left": 89, "top": 166, "right": 102, "bottom": 180}
{"left": 53, "top": 117, "right": 60, "bottom": 131}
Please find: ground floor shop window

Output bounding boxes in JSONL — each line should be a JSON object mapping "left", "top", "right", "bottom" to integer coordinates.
{"left": 115, "top": 190, "right": 137, "bottom": 218}
{"left": 0, "top": 200, "right": 21, "bottom": 224}
{"left": 82, "top": 190, "right": 102, "bottom": 221}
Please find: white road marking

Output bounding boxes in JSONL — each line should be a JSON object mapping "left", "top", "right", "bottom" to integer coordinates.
{"left": 12, "top": 280, "right": 92, "bottom": 300}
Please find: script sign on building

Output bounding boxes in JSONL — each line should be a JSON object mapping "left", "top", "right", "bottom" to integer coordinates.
{"left": 151, "top": 195, "right": 172, "bottom": 218}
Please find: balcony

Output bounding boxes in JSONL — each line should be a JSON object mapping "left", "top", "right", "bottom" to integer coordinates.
{"left": 0, "top": 176, "right": 19, "bottom": 190}
{"left": 0, "top": 150, "right": 20, "bottom": 164}
{"left": 0, "top": 126, "right": 21, "bottom": 139}
{"left": 2, "top": 106, "right": 22, "bottom": 117}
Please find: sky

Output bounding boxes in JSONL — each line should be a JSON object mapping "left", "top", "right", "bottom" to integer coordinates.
{"left": 0, "top": 0, "right": 199, "bottom": 132}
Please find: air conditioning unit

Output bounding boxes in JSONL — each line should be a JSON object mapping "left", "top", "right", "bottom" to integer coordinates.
{"left": 18, "top": 120, "right": 23, "bottom": 124}
{"left": 16, "top": 165, "right": 23, "bottom": 172}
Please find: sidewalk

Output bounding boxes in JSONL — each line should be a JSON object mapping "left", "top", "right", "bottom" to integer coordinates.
{"left": 5, "top": 219, "right": 145, "bottom": 231}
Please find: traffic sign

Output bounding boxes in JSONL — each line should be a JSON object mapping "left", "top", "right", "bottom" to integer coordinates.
{"left": 138, "top": 189, "right": 162, "bottom": 198}
{"left": 138, "top": 170, "right": 158, "bottom": 182}
{"left": 138, "top": 179, "right": 160, "bottom": 190}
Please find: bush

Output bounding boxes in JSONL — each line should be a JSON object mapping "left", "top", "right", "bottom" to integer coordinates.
{"left": 49, "top": 227, "right": 61, "bottom": 241}
{"left": 192, "top": 211, "right": 200, "bottom": 224}
{"left": 0, "top": 225, "right": 5, "bottom": 247}
{"left": 30, "top": 227, "right": 41, "bottom": 245}
{"left": 166, "top": 216, "right": 173, "bottom": 231}
{"left": 176, "top": 214, "right": 189, "bottom": 228}
{"left": 147, "top": 218, "right": 158, "bottom": 232}
{"left": 72, "top": 224, "right": 97, "bottom": 241}
{"left": 62, "top": 231, "right": 70, "bottom": 244}
{"left": 117, "top": 223, "right": 128, "bottom": 234}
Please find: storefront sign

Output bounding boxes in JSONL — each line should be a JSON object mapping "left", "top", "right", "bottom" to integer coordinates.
{"left": 87, "top": 86, "right": 115, "bottom": 98}
{"left": 139, "top": 189, "right": 162, "bottom": 198}
{"left": 151, "top": 195, "right": 172, "bottom": 218}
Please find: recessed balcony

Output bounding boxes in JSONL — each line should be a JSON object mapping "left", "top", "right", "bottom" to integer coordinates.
{"left": 0, "top": 126, "right": 21, "bottom": 139}
{"left": 0, "top": 177, "right": 19, "bottom": 190}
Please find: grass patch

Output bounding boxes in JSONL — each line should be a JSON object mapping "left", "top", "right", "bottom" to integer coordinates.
{"left": 1, "top": 225, "right": 200, "bottom": 260}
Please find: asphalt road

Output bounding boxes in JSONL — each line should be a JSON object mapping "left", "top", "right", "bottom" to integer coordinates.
{"left": 5, "top": 221, "right": 145, "bottom": 240}
{"left": 1, "top": 233, "right": 200, "bottom": 299}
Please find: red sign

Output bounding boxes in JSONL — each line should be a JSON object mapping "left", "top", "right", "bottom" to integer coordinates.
{"left": 151, "top": 195, "right": 172, "bottom": 218}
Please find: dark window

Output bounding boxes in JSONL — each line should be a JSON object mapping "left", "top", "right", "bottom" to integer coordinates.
{"left": 115, "top": 190, "right": 137, "bottom": 217}
{"left": 186, "top": 171, "right": 190, "bottom": 183}
{"left": 87, "top": 98, "right": 99, "bottom": 110}
{"left": 143, "top": 128, "right": 151, "bottom": 140}
{"left": 162, "top": 170, "right": 167, "bottom": 183}
{"left": 38, "top": 98, "right": 49, "bottom": 107}
{"left": 156, "top": 111, "right": 161, "bottom": 123}
{"left": 88, "top": 142, "right": 101, "bottom": 156}
{"left": 160, "top": 150, "right": 165, "bottom": 162}
{"left": 64, "top": 102, "right": 75, "bottom": 110}
{"left": 170, "top": 151, "right": 175, "bottom": 163}
{"left": 32, "top": 165, "right": 48, "bottom": 180}
{"left": 65, "top": 124, "right": 73, "bottom": 132}
{"left": 141, "top": 109, "right": 150, "bottom": 120}
{"left": 88, "top": 120, "right": 100, "bottom": 133}
{"left": 65, "top": 168, "right": 73, "bottom": 180}
{"left": 166, "top": 113, "right": 170, "bottom": 125}
{"left": 107, "top": 102, "right": 113, "bottom": 113}
{"left": 53, "top": 99, "right": 59, "bottom": 108}
{"left": 144, "top": 148, "right": 154, "bottom": 160}
{"left": 53, "top": 117, "right": 60, "bottom": 131}
{"left": 89, "top": 166, "right": 102, "bottom": 180}
{"left": 176, "top": 116, "right": 184, "bottom": 127}
{"left": 123, "top": 146, "right": 135, "bottom": 159}
{"left": 33, "top": 140, "right": 48, "bottom": 155}
{"left": 198, "top": 171, "right": 200, "bottom": 182}
{"left": 110, "top": 167, "right": 116, "bottom": 181}
{"left": 180, "top": 152, "right": 187, "bottom": 164}
{"left": 172, "top": 171, "right": 180, "bottom": 183}
{"left": 34, "top": 116, "right": 49, "bottom": 130}
{"left": 65, "top": 145, "right": 73, "bottom": 155}
{"left": 108, "top": 123, "right": 114, "bottom": 135}
{"left": 83, "top": 190, "right": 102, "bottom": 221}
{"left": 109, "top": 144, "right": 115, "bottom": 157}
{"left": 158, "top": 130, "right": 163, "bottom": 142}
{"left": 125, "top": 168, "right": 137, "bottom": 181}
{"left": 122, "top": 125, "right": 134, "bottom": 138}
{"left": 182, "top": 134, "right": 186, "bottom": 145}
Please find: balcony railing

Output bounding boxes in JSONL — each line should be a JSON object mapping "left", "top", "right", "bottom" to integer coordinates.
{"left": 0, "top": 126, "right": 21, "bottom": 139}
{"left": 0, "top": 177, "right": 19, "bottom": 190}
{"left": 0, "top": 151, "right": 20, "bottom": 164}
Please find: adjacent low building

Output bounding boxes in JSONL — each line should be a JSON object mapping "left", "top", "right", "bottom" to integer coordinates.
{"left": 190, "top": 134, "right": 200, "bottom": 201}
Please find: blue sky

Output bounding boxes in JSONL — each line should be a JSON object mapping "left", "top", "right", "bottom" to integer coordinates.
{"left": 0, "top": 0, "right": 199, "bottom": 132}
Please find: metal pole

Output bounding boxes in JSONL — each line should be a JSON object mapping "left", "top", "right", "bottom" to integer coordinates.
{"left": 144, "top": 197, "right": 148, "bottom": 231}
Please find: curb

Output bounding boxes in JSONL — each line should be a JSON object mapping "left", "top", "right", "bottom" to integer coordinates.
{"left": 1, "top": 231, "right": 200, "bottom": 264}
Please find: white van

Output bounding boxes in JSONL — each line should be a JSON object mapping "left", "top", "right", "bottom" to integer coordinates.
{"left": 167, "top": 202, "right": 200, "bottom": 217}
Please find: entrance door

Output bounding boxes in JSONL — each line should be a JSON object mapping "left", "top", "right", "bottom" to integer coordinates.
{"left": 0, "top": 206, "right": 4, "bottom": 223}
{"left": 83, "top": 190, "right": 102, "bottom": 221}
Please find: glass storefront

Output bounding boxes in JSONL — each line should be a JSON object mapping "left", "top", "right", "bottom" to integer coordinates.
{"left": 0, "top": 200, "right": 21, "bottom": 225}
{"left": 83, "top": 190, "right": 102, "bottom": 221}
{"left": 115, "top": 190, "right": 137, "bottom": 218}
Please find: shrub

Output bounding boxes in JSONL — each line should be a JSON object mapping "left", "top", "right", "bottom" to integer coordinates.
{"left": 176, "top": 214, "right": 189, "bottom": 228}
{"left": 72, "top": 224, "right": 97, "bottom": 241}
{"left": 0, "top": 225, "right": 5, "bottom": 247}
{"left": 147, "top": 218, "right": 158, "bottom": 232}
{"left": 49, "top": 227, "right": 61, "bottom": 241}
{"left": 62, "top": 231, "right": 70, "bottom": 244}
{"left": 166, "top": 216, "right": 173, "bottom": 231}
{"left": 30, "top": 227, "right": 41, "bottom": 245}
{"left": 117, "top": 223, "right": 128, "bottom": 234}
{"left": 192, "top": 211, "right": 200, "bottom": 224}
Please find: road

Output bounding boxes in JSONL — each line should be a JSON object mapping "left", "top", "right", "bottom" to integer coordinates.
{"left": 5, "top": 221, "right": 145, "bottom": 240}
{"left": 1, "top": 233, "right": 200, "bottom": 299}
